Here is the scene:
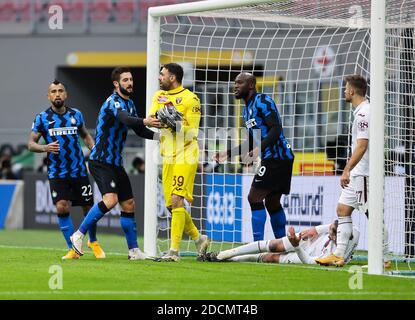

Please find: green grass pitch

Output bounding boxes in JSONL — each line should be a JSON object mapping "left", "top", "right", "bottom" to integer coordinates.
{"left": 0, "top": 230, "right": 414, "bottom": 300}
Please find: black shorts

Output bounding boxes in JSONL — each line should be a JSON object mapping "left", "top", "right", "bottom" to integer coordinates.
{"left": 251, "top": 159, "right": 294, "bottom": 194}
{"left": 49, "top": 176, "right": 94, "bottom": 206}
{"left": 89, "top": 160, "right": 133, "bottom": 202}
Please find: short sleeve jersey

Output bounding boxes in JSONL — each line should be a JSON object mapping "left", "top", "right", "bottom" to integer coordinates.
{"left": 242, "top": 93, "right": 294, "bottom": 161}
{"left": 351, "top": 100, "right": 370, "bottom": 177}
{"left": 89, "top": 92, "right": 138, "bottom": 167}
{"left": 32, "top": 107, "right": 88, "bottom": 179}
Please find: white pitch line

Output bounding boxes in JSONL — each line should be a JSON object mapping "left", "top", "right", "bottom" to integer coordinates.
{"left": 241, "top": 261, "right": 415, "bottom": 279}
{"left": 0, "top": 244, "right": 125, "bottom": 256}
{"left": 1, "top": 245, "right": 414, "bottom": 279}
{"left": 0, "top": 290, "right": 414, "bottom": 296}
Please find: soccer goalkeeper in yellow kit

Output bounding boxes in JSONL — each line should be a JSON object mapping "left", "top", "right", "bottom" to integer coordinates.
{"left": 150, "top": 63, "right": 210, "bottom": 261}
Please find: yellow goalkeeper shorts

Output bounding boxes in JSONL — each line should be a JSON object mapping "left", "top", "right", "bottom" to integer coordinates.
{"left": 162, "top": 161, "right": 198, "bottom": 208}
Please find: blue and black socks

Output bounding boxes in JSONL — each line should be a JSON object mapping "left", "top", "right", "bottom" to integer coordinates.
{"left": 250, "top": 202, "right": 267, "bottom": 241}
{"left": 269, "top": 206, "right": 287, "bottom": 239}
{"left": 120, "top": 211, "right": 138, "bottom": 250}
{"left": 79, "top": 201, "right": 108, "bottom": 235}
{"left": 57, "top": 213, "right": 74, "bottom": 249}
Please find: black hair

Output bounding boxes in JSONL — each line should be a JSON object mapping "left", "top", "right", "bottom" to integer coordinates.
{"left": 50, "top": 79, "right": 65, "bottom": 87}
{"left": 162, "top": 63, "right": 184, "bottom": 83}
{"left": 111, "top": 67, "right": 132, "bottom": 82}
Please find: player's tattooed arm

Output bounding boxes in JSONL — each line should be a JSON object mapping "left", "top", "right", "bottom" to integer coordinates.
{"left": 28, "top": 131, "right": 59, "bottom": 154}
{"left": 79, "top": 125, "right": 95, "bottom": 151}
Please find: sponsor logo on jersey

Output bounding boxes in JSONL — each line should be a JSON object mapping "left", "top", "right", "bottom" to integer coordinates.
{"left": 245, "top": 118, "right": 257, "bottom": 129}
{"left": 48, "top": 126, "right": 78, "bottom": 136}
{"left": 176, "top": 97, "right": 182, "bottom": 104}
{"left": 157, "top": 95, "right": 168, "bottom": 103}
{"left": 357, "top": 113, "right": 366, "bottom": 117}
{"left": 358, "top": 121, "right": 368, "bottom": 129}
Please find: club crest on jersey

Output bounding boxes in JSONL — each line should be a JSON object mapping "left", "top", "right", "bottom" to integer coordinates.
{"left": 245, "top": 118, "right": 257, "bottom": 129}
{"left": 157, "top": 96, "right": 168, "bottom": 103}
{"left": 249, "top": 109, "right": 253, "bottom": 116}
{"left": 52, "top": 190, "right": 57, "bottom": 198}
{"left": 176, "top": 97, "right": 182, "bottom": 104}
{"left": 70, "top": 116, "right": 76, "bottom": 125}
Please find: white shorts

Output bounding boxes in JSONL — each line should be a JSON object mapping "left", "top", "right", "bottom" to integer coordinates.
{"left": 338, "top": 175, "right": 368, "bottom": 214}
{"left": 279, "top": 252, "right": 302, "bottom": 264}
{"left": 280, "top": 235, "right": 307, "bottom": 264}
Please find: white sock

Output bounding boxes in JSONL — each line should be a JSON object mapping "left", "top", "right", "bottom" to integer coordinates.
{"left": 75, "top": 230, "right": 84, "bottom": 239}
{"left": 229, "top": 254, "right": 262, "bottom": 262}
{"left": 217, "top": 241, "right": 269, "bottom": 260}
{"left": 334, "top": 216, "right": 353, "bottom": 257}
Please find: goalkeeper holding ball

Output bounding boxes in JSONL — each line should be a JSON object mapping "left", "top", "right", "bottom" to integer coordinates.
{"left": 150, "top": 63, "right": 210, "bottom": 262}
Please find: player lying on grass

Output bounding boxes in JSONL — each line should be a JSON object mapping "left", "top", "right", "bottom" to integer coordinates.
{"left": 203, "top": 220, "right": 359, "bottom": 265}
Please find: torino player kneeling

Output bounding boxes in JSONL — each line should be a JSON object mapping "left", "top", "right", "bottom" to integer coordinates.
{"left": 204, "top": 220, "right": 359, "bottom": 265}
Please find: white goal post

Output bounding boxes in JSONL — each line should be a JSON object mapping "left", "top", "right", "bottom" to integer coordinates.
{"left": 144, "top": 0, "right": 414, "bottom": 276}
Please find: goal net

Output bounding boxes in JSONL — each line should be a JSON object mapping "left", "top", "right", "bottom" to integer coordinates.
{"left": 145, "top": 0, "right": 415, "bottom": 273}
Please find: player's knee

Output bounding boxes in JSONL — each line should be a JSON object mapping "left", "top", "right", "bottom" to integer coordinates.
{"left": 248, "top": 193, "right": 264, "bottom": 206}
{"left": 55, "top": 201, "right": 70, "bottom": 214}
{"left": 268, "top": 240, "right": 279, "bottom": 252}
{"left": 102, "top": 193, "right": 118, "bottom": 209}
{"left": 120, "top": 198, "right": 135, "bottom": 212}
{"left": 171, "top": 194, "right": 184, "bottom": 209}
{"left": 262, "top": 253, "right": 280, "bottom": 263}
{"left": 82, "top": 205, "right": 92, "bottom": 216}
{"left": 337, "top": 203, "right": 353, "bottom": 217}
{"left": 265, "top": 203, "right": 282, "bottom": 214}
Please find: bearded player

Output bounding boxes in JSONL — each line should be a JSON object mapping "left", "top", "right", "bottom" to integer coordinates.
{"left": 150, "top": 63, "right": 210, "bottom": 261}
{"left": 28, "top": 80, "right": 105, "bottom": 260}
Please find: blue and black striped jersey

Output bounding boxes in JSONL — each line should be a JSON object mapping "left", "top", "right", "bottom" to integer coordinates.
{"left": 89, "top": 92, "right": 137, "bottom": 167}
{"left": 242, "top": 93, "right": 294, "bottom": 161}
{"left": 32, "top": 107, "right": 88, "bottom": 179}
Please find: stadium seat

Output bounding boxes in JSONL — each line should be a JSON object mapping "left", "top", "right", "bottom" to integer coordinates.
{"left": 89, "top": 0, "right": 113, "bottom": 23}
{"left": 0, "top": 0, "right": 17, "bottom": 22}
{"left": 113, "top": 0, "right": 137, "bottom": 24}
{"left": 69, "top": 0, "right": 86, "bottom": 23}
{"left": 14, "top": 0, "right": 32, "bottom": 22}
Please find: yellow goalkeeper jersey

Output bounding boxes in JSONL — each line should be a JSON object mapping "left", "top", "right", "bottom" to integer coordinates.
{"left": 149, "top": 86, "right": 201, "bottom": 161}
